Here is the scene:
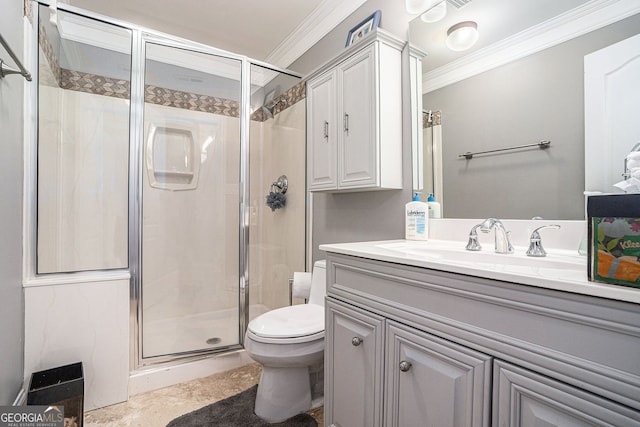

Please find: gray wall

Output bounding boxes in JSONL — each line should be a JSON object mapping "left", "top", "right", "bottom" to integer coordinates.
{"left": 0, "top": 0, "right": 25, "bottom": 404}
{"left": 424, "top": 13, "right": 640, "bottom": 220}
{"left": 290, "top": 0, "right": 415, "bottom": 262}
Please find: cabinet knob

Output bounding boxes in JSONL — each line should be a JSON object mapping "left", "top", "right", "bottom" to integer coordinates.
{"left": 351, "top": 337, "right": 363, "bottom": 346}
{"left": 399, "top": 360, "right": 412, "bottom": 372}
{"left": 344, "top": 113, "right": 349, "bottom": 132}
{"left": 323, "top": 121, "right": 329, "bottom": 139}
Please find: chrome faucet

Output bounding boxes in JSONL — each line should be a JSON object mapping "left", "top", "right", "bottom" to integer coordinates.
{"left": 526, "top": 225, "right": 561, "bottom": 257}
{"left": 479, "top": 218, "right": 514, "bottom": 254}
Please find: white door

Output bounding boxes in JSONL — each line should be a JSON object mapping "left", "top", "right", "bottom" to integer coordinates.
{"left": 585, "top": 33, "right": 640, "bottom": 194}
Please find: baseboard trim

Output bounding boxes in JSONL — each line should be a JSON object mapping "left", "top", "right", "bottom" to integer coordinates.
{"left": 12, "top": 386, "right": 26, "bottom": 406}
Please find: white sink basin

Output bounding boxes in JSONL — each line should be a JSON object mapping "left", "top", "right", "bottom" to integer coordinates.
{"left": 375, "top": 240, "right": 586, "bottom": 281}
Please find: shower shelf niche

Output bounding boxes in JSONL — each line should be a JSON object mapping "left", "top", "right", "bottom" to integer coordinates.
{"left": 146, "top": 123, "right": 200, "bottom": 190}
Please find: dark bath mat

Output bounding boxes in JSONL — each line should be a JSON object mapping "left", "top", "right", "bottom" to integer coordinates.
{"left": 166, "top": 385, "right": 317, "bottom": 427}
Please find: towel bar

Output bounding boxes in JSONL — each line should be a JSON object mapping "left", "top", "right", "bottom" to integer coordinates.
{"left": 459, "top": 140, "right": 550, "bottom": 160}
{"left": 0, "top": 33, "right": 32, "bottom": 81}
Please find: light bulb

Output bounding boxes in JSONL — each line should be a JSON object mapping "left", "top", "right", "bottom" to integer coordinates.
{"left": 445, "top": 21, "right": 479, "bottom": 52}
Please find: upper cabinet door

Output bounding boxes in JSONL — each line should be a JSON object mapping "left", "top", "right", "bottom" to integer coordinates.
{"left": 307, "top": 70, "right": 337, "bottom": 190}
{"left": 338, "top": 45, "right": 377, "bottom": 189}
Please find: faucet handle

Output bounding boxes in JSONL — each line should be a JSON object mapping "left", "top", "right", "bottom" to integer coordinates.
{"left": 465, "top": 224, "right": 483, "bottom": 251}
{"left": 527, "top": 225, "right": 561, "bottom": 257}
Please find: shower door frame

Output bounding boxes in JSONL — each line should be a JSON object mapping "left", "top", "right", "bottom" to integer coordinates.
{"left": 130, "top": 32, "right": 252, "bottom": 368}
{"left": 131, "top": 34, "right": 304, "bottom": 368}
{"left": 27, "top": 0, "right": 304, "bottom": 370}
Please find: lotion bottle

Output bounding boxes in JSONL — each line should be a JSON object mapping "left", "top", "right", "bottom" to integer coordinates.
{"left": 405, "top": 192, "right": 428, "bottom": 240}
{"left": 427, "top": 193, "right": 441, "bottom": 219}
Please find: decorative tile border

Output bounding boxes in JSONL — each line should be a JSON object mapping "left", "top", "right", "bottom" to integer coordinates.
{"left": 145, "top": 85, "right": 240, "bottom": 117}
{"left": 424, "top": 110, "right": 441, "bottom": 128}
{"left": 59, "top": 69, "right": 304, "bottom": 120}
{"left": 274, "top": 81, "right": 306, "bottom": 115}
{"left": 61, "top": 69, "right": 130, "bottom": 99}
{"left": 24, "top": 0, "right": 33, "bottom": 21}
{"left": 250, "top": 81, "right": 306, "bottom": 121}
{"left": 38, "top": 20, "right": 305, "bottom": 120}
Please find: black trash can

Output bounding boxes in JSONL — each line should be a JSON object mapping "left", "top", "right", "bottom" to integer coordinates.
{"left": 27, "top": 362, "right": 84, "bottom": 427}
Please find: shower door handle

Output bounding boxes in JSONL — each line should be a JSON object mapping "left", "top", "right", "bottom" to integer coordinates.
{"left": 323, "top": 121, "right": 329, "bottom": 139}
{"left": 343, "top": 113, "right": 349, "bottom": 132}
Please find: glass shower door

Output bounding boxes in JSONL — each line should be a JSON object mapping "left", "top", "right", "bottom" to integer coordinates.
{"left": 141, "top": 42, "right": 242, "bottom": 359}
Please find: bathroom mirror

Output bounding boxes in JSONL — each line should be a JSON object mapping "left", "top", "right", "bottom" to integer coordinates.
{"left": 409, "top": 0, "right": 640, "bottom": 220}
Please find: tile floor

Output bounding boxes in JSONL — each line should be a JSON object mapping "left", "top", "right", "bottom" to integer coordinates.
{"left": 85, "top": 363, "right": 323, "bottom": 426}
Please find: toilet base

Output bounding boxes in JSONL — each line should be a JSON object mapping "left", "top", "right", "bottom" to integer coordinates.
{"left": 254, "top": 366, "right": 311, "bottom": 423}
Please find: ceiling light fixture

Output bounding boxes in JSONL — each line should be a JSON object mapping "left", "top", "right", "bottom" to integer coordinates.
{"left": 445, "top": 21, "right": 479, "bottom": 51}
{"left": 420, "top": 1, "right": 447, "bottom": 23}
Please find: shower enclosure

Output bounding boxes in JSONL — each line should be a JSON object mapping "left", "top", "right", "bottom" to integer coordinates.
{"left": 34, "top": 2, "right": 306, "bottom": 368}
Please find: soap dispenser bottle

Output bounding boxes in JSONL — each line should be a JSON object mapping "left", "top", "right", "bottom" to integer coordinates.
{"left": 427, "top": 193, "right": 441, "bottom": 219}
{"left": 405, "top": 192, "right": 428, "bottom": 240}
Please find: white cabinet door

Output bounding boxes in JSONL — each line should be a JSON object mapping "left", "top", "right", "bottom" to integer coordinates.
{"left": 338, "top": 45, "right": 377, "bottom": 189}
{"left": 385, "top": 321, "right": 492, "bottom": 427}
{"left": 307, "top": 70, "right": 337, "bottom": 190}
{"left": 325, "top": 299, "right": 385, "bottom": 427}
{"left": 493, "top": 360, "right": 640, "bottom": 427}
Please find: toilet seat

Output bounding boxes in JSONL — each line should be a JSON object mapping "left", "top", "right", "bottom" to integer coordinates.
{"left": 248, "top": 304, "right": 324, "bottom": 342}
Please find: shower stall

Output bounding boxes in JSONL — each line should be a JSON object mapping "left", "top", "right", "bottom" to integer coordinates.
{"left": 34, "top": 1, "right": 306, "bottom": 372}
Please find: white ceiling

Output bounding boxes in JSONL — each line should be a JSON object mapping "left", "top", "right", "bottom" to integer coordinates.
{"left": 64, "top": 0, "right": 367, "bottom": 68}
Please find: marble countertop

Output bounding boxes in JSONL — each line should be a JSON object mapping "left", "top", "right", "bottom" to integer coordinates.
{"left": 320, "top": 239, "right": 640, "bottom": 304}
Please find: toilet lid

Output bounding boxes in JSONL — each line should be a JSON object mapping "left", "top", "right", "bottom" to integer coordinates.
{"left": 248, "top": 304, "right": 324, "bottom": 338}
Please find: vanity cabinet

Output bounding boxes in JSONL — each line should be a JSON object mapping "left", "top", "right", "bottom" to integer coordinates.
{"left": 306, "top": 30, "right": 403, "bottom": 192}
{"left": 323, "top": 253, "right": 640, "bottom": 427}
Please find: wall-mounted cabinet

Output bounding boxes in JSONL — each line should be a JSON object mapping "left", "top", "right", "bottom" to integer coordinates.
{"left": 306, "top": 30, "right": 404, "bottom": 192}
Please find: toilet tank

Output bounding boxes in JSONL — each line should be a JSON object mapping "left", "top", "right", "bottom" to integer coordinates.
{"left": 308, "top": 260, "right": 326, "bottom": 306}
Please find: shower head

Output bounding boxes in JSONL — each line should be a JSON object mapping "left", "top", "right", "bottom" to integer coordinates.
{"left": 261, "top": 98, "right": 285, "bottom": 119}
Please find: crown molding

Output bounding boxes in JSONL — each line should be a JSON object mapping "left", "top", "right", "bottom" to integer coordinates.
{"left": 265, "top": 0, "right": 368, "bottom": 69}
{"left": 422, "top": 0, "right": 640, "bottom": 94}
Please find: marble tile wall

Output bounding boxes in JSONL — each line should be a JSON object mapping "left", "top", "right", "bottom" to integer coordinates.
{"left": 249, "top": 100, "right": 307, "bottom": 312}
{"left": 24, "top": 279, "right": 130, "bottom": 410}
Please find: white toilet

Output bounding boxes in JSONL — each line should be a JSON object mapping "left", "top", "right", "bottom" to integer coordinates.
{"left": 244, "top": 260, "right": 326, "bottom": 423}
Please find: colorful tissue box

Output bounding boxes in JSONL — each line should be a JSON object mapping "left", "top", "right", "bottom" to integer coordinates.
{"left": 588, "top": 194, "right": 640, "bottom": 288}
